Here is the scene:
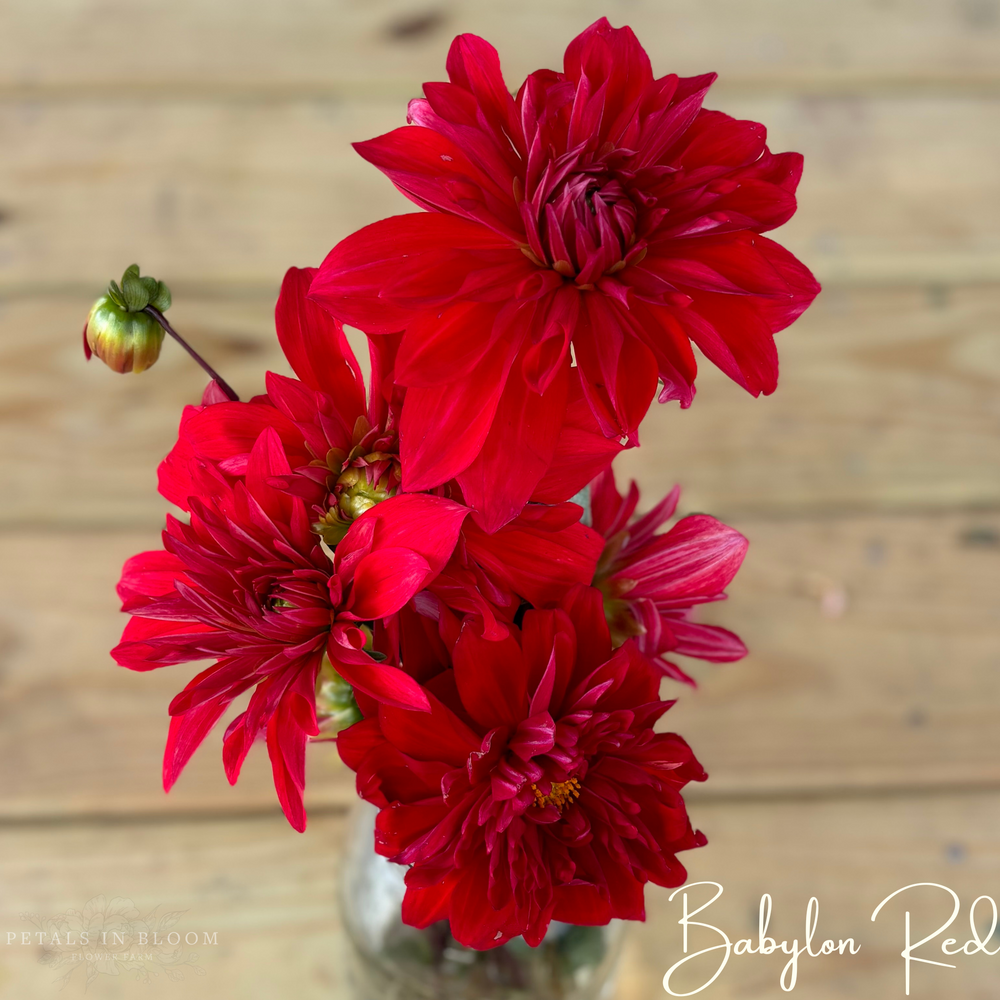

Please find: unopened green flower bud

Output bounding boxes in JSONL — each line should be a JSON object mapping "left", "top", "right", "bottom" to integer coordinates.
{"left": 83, "top": 264, "right": 172, "bottom": 374}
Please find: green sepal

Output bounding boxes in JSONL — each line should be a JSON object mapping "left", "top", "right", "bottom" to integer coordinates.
{"left": 150, "top": 280, "right": 172, "bottom": 312}
{"left": 121, "top": 264, "right": 151, "bottom": 311}
{"left": 314, "top": 655, "right": 363, "bottom": 739}
{"left": 106, "top": 280, "right": 126, "bottom": 310}
{"left": 105, "top": 264, "right": 171, "bottom": 314}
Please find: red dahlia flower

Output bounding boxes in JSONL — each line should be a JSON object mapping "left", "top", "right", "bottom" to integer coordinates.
{"left": 162, "top": 266, "right": 616, "bottom": 532}
{"left": 310, "top": 17, "right": 820, "bottom": 530}
{"left": 160, "top": 267, "right": 604, "bottom": 636}
{"left": 591, "top": 468, "right": 748, "bottom": 686}
{"left": 339, "top": 585, "right": 707, "bottom": 949}
{"left": 114, "top": 435, "right": 467, "bottom": 831}
{"left": 116, "top": 267, "right": 611, "bottom": 830}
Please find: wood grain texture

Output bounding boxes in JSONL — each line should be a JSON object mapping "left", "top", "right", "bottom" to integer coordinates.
{"left": 3, "top": 287, "right": 998, "bottom": 529}
{"left": 0, "top": 510, "right": 996, "bottom": 819}
{"left": 619, "top": 283, "right": 1000, "bottom": 519}
{"left": 0, "top": 812, "right": 350, "bottom": 999}
{"left": 0, "top": 530, "right": 354, "bottom": 820}
{"left": 1, "top": 793, "right": 1000, "bottom": 999}
{"left": 671, "top": 510, "right": 1000, "bottom": 797}
{"left": 0, "top": 296, "right": 299, "bottom": 529}
{"left": 1, "top": 95, "right": 998, "bottom": 293}
{"left": 623, "top": 790, "right": 1000, "bottom": 999}
{"left": 2, "top": 0, "right": 999, "bottom": 95}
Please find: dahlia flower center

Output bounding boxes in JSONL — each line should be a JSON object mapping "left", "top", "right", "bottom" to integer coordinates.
{"left": 250, "top": 556, "right": 334, "bottom": 616}
{"left": 531, "top": 776, "right": 581, "bottom": 811}
{"left": 538, "top": 170, "right": 638, "bottom": 282}
{"left": 312, "top": 451, "right": 401, "bottom": 547}
{"left": 259, "top": 575, "right": 302, "bottom": 613}
{"left": 334, "top": 461, "right": 397, "bottom": 519}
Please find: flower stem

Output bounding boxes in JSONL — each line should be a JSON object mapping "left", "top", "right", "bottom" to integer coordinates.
{"left": 143, "top": 306, "right": 240, "bottom": 401}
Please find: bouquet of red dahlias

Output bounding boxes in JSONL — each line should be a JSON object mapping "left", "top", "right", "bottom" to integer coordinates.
{"left": 86, "top": 15, "right": 816, "bottom": 989}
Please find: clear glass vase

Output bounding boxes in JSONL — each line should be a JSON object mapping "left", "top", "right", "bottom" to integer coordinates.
{"left": 339, "top": 802, "right": 625, "bottom": 1000}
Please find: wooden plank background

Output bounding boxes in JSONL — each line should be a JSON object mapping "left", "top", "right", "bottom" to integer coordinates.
{"left": 0, "top": 1, "right": 998, "bottom": 997}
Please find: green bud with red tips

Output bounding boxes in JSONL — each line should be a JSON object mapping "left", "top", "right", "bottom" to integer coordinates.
{"left": 83, "top": 264, "right": 172, "bottom": 373}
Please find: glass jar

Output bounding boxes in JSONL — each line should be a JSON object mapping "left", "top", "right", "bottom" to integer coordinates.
{"left": 339, "top": 802, "right": 625, "bottom": 1000}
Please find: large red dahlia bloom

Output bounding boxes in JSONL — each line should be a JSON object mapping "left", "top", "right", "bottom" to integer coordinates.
{"left": 116, "top": 266, "right": 610, "bottom": 830}
{"left": 310, "top": 17, "right": 819, "bottom": 530}
{"left": 339, "top": 585, "right": 707, "bottom": 948}
{"left": 160, "top": 267, "right": 604, "bottom": 638}
{"left": 115, "top": 436, "right": 466, "bottom": 830}
{"left": 591, "top": 468, "right": 748, "bottom": 686}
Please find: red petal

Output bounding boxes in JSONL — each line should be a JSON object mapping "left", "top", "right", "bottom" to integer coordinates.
{"left": 445, "top": 33, "right": 524, "bottom": 162}
{"left": 180, "top": 401, "right": 308, "bottom": 469}
{"left": 201, "top": 380, "right": 232, "bottom": 405}
{"left": 401, "top": 879, "right": 454, "bottom": 929}
{"left": 679, "top": 291, "right": 779, "bottom": 396}
{"left": 396, "top": 300, "right": 498, "bottom": 387}
{"left": 157, "top": 427, "right": 234, "bottom": 512}
{"left": 748, "top": 236, "right": 822, "bottom": 330}
{"left": 590, "top": 466, "right": 637, "bottom": 538}
{"left": 563, "top": 19, "right": 653, "bottom": 148}
{"left": 112, "top": 616, "right": 218, "bottom": 671}
{"left": 531, "top": 369, "right": 624, "bottom": 504}
{"left": 620, "top": 298, "right": 697, "bottom": 407}
{"left": 275, "top": 266, "right": 366, "bottom": 414}
{"left": 266, "top": 704, "right": 308, "bottom": 832}
{"left": 309, "top": 214, "right": 520, "bottom": 334}
{"left": 244, "top": 427, "right": 296, "bottom": 523}
{"left": 222, "top": 713, "right": 255, "bottom": 785}
{"left": 162, "top": 687, "right": 231, "bottom": 792}
{"left": 463, "top": 505, "right": 603, "bottom": 609}
{"left": 329, "top": 636, "right": 431, "bottom": 712}
{"left": 574, "top": 294, "right": 659, "bottom": 441}
{"left": 717, "top": 150, "right": 803, "bottom": 232}
{"left": 452, "top": 627, "right": 529, "bottom": 729}
{"left": 635, "top": 78, "right": 714, "bottom": 169}
{"left": 341, "top": 494, "right": 469, "bottom": 578}
{"left": 399, "top": 334, "right": 515, "bottom": 490}
{"left": 335, "top": 718, "right": 384, "bottom": 772}
{"left": 378, "top": 689, "right": 481, "bottom": 767}
{"left": 447, "top": 856, "right": 520, "bottom": 949}
{"left": 619, "top": 515, "right": 748, "bottom": 603}
{"left": 345, "top": 548, "right": 433, "bottom": 620}
{"left": 354, "top": 127, "right": 521, "bottom": 238}
{"left": 673, "top": 110, "right": 768, "bottom": 170}
{"left": 367, "top": 331, "right": 404, "bottom": 430}
{"left": 560, "top": 584, "right": 613, "bottom": 675}
{"left": 457, "top": 351, "right": 569, "bottom": 533}
{"left": 648, "top": 231, "right": 803, "bottom": 296}
{"left": 667, "top": 620, "right": 748, "bottom": 662}
{"left": 117, "top": 550, "right": 186, "bottom": 602}
{"left": 551, "top": 884, "right": 612, "bottom": 925}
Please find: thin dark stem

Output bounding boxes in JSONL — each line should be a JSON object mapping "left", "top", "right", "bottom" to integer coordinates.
{"left": 143, "top": 306, "right": 240, "bottom": 401}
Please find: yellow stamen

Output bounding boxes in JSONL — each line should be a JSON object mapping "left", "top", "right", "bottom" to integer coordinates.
{"left": 531, "top": 777, "right": 582, "bottom": 811}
